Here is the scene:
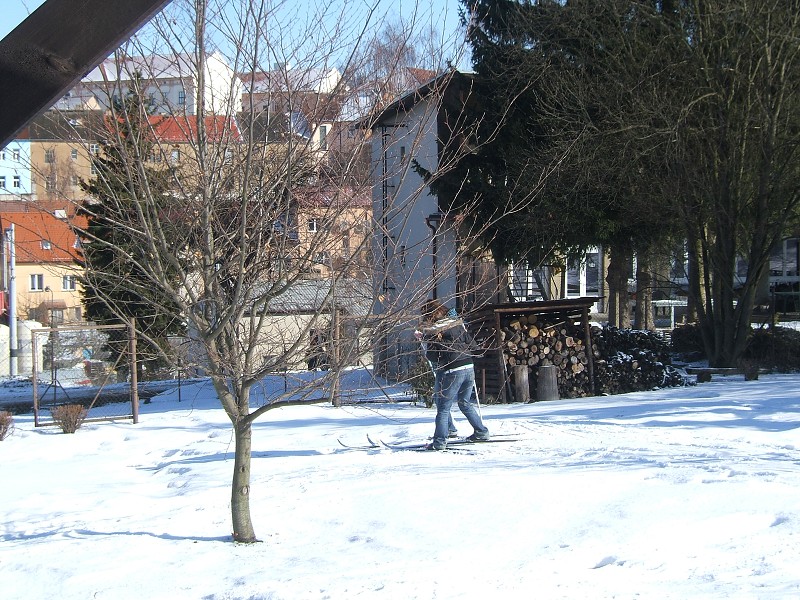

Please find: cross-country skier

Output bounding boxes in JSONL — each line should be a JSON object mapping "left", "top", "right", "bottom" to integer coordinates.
{"left": 417, "top": 299, "right": 490, "bottom": 450}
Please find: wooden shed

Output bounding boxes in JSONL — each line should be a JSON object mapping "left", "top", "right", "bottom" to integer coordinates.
{"left": 467, "top": 297, "right": 600, "bottom": 403}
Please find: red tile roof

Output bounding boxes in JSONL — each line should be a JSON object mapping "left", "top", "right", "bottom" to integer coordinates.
{"left": 0, "top": 207, "right": 85, "bottom": 264}
{"left": 148, "top": 115, "right": 242, "bottom": 143}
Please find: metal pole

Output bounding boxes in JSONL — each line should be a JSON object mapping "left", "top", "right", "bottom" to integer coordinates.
{"left": 129, "top": 318, "right": 139, "bottom": 424}
{"left": 7, "top": 224, "right": 18, "bottom": 377}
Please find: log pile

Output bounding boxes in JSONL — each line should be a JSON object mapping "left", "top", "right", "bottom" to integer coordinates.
{"left": 498, "top": 314, "right": 595, "bottom": 399}
{"left": 496, "top": 318, "right": 688, "bottom": 400}
{"left": 592, "top": 326, "right": 687, "bottom": 394}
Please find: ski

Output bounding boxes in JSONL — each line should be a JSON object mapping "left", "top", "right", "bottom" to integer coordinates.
{"left": 380, "top": 436, "right": 519, "bottom": 451}
{"left": 337, "top": 435, "right": 380, "bottom": 450}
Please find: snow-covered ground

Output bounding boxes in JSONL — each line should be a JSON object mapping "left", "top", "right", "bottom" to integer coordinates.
{"left": 1, "top": 369, "right": 799, "bottom": 599}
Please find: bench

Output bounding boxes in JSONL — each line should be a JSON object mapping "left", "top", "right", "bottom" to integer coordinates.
{"left": 685, "top": 367, "right": 765, "bottom": 382}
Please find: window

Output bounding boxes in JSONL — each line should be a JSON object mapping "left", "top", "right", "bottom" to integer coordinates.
{"left": 30, "top": 274, "right": 44, "bottom": 291}
{"left": 45, "top": 175, "right": 56, "bottom": 191}
{"left": 62, "top": 275, "right": 77, "bottom": 291}
{"left": 0, "top": 176, "right": 5, "bottom": 189}
{"left": 170, "top": 149, "right": 180, "bottom": 163}
{"left": 45, "top": 149, "right": 55, "bottom": 163}
{"left": 308, "top": 219, "right": 318, "bottom": 232}
{"left": 71, "top": 149, "right": 78, "bottom": 160}
{"left": 71, "top": 175, "right": 79, "bottom": 187}
{"left": 319, "top": 125, "right": 328, "bottom": 150}
{"left": 91, "top": 161, "right": 98, "bottom": 175}
{"left": 12, "top": 175, "right": 20, "bottom": 188}
{"left": 0, "top": 149, "right": 5, "bottom": 160}
{"left": 73, "top": 236, "right": 81, "bottom": 249}
{"left": 89, "top": 143, "right": 99, "bottom": 155}
{"left": 12, "top": 149, "right": 20, "bottom": 161}
{"left": 41, "top": 240, "right": 52, "bottom": 250}
{"left": 177, "top": 89, "right": 186, "bottom": 105}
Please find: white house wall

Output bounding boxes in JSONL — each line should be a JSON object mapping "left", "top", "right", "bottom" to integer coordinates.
{"left": 372, "top": 97, "right": 459, "bottom": 323}
{"left": 0, "top": 140, "right": 32, "bottom": 196}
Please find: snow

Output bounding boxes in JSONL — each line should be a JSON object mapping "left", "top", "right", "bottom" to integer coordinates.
{"left": 2, "top": 369, "right": 799, "bottom": 599}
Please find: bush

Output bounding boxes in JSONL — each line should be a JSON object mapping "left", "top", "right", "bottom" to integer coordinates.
{"left": 742, "top": 326, "right": 800, "bottom": 372}
{"left": 0, "top": 411, "right": 13, "bottom": 441}
{"left": 671, "top": 323, "right": 705, "bottom": 355}
{"left": 408, "top": 357, "right": 435, "bottom": 408}
{"left": 51, "top": 404, "right": 88, "bottom": 434}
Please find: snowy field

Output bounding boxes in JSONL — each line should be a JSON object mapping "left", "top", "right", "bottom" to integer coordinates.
{"left": 1, "top": 369, "right": 799, "bottom": 599}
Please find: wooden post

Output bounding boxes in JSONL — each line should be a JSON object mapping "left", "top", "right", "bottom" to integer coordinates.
{"left": 513, "top": 365, "right": 530, "bottom": 403}
{"left": 129, "top": 318, "right": 139, "bottom": 424}
{"left": 581, "top": 308, "right": 596, "bottom": 395}
{"left": 330, "top": 309, "right": 341, "bottom": 407}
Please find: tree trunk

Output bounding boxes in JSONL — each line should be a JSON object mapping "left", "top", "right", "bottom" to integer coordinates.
{"left": 606, "top": 243, "right": 632, "bottom": 328}
{"left": 634, "top": 251, "right": 654, "bottom": 331}
{"left": 231, "top": 419, "right": 257, "bottom": 543}
{"left": 685, "top": 235, "right": 704, "bottom": 323}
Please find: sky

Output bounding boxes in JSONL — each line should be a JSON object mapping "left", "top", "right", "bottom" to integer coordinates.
{"left": 1, "top": 367, "right": 799, "bottom": 598}
{"left": 1, "top": 0, "right": 469, "bottom": 61}
{"left": 1, "top": 0, "right": 46, "bottom": 40}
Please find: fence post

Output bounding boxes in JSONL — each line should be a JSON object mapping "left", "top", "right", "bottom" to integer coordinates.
{"left": 129, "top": 318, "right": 139, "bottom": 424}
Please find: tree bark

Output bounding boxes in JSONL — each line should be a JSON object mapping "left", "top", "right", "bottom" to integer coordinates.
{"left": 634, "top": 250, "right": 654, "bottom": 331}
{"left": 231, "top": 419, "right": 257, "bottom": 543}
{"left": 606, "top": 243, "right": 632, "bottom": 328}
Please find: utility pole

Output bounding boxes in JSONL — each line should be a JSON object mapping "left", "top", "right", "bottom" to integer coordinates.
{"left": 6, "top": 225, "right": 18, "bottom": 377}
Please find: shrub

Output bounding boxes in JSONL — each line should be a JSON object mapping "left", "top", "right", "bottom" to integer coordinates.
{"left": 408, "top": 357, "right": 435, "bottom": 408}
{"left": 0, "top": 411, "right": 13, "bottom": 441}
{"left": 671, "top": 323, "right": 705, "bottom": 355}
{"left": 51, "top": 404, "right": 88, "bottom": 434}
{"left": 742, "top": 326, "right": 800, "bottom": 372}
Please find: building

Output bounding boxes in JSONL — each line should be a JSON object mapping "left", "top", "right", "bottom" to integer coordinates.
{"left": 363, "top": 71, "right": 503, "bottom": 378}
{"left": 26, "top": 110, "right": 104, "bottom": 202}
{"left": 0, "top": 138, "right": 33, "bottom": 199}
{"left": 0, "top": 202, "right": 86, "bottom": 326}
{"left": 69, "top": 52, "right": 241, "bottom": 117}
{"left": 292, "top": 186, "right": 372, "bottom": 279}
{"left": 239, "top": 66, "right": 344, "bottom": 158}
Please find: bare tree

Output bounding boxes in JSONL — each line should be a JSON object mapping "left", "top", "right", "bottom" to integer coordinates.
{"left": 66, "top": 0, "right": 498, "bottom": 543}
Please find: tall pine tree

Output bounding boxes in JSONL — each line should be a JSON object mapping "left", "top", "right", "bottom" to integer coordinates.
{"left": 79, "top": 78, "right": 185, "bottom": 379}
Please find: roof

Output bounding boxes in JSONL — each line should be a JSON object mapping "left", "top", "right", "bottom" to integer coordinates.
{"left": 83, "top": 53, "right": 196, "bottom": 84}
{"left": 148, "top": 115, "right": 242, "bottom": 143}
{"left": 27, "top": 110, "right": 105, "bottom": 142}
{"left": 240, "top": 67, "right": 342, "bottom": 95}
{"left": 293, "top": 186, "right": 371, "bottom": 209}
{"left": 0, "top": 205, "right": 86, "bottom": 264}
{"left": 358, "top": 70, "right": 475, "bottom": 130}
{"left": 256, "top": 278, "right": 372, "bottom": 316}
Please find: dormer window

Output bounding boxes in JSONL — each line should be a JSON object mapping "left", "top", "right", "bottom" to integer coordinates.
{"left": 41, "top": 240, "right": 52, "bottom": 250}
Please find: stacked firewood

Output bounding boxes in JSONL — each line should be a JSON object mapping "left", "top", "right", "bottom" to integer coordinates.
{"left": 498, "top": 314, "right": 595, "bottom": 398}
{"left": 497, "top": 317, "right": 689, "bottom": 400}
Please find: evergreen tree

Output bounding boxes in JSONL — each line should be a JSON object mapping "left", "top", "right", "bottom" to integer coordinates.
{"left": 79, "top": 79, "right": 185, "bottom": 378}
{"left": 458, "top": 0, "right": 800, "bottom": 362}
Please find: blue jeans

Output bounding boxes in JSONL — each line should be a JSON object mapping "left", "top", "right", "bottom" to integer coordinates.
{"left": 432, "top": 370, "right": 458, "bottom": 435}
{"left": 433, "top": 366, "right": 489, "bottom": 448}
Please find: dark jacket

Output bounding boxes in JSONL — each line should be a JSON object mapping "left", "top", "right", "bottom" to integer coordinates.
{"left": 422, "top": 317, "right": 477, "bottom": 372}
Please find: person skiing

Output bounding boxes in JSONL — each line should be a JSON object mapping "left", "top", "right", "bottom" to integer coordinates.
{"left": 417, "top": 299, "right": 490, "bottom": 450}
